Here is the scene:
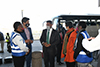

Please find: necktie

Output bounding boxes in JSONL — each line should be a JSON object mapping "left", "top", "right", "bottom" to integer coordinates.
{"left": 46, "top": 30, "right": 50, "bottom": 44}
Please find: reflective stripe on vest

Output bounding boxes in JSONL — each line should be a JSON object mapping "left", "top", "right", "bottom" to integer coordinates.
{"left": 10, "top": 32, "right": 26, "bottom": 57}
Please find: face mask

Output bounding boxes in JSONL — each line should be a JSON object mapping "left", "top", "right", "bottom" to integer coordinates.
{"left": 76, "top": 27, "right": 78, "bottom": 32}
{"left": 46, "top": 26, "right": 50, "bottom": 30}
{"left": 25, "top": 24, "right": 30, "bottom": 27}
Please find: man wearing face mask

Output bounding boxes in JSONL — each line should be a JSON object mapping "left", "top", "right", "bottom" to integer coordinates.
{"left": 40, "top": 20, "right": 60, "bottom": 67}
{"left": 20, "top": 17, "right": 34, "bottom": 67}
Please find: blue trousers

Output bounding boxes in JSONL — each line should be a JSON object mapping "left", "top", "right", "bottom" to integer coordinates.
{"left": 26, "top": 44, "right": 32, "bottom": 67}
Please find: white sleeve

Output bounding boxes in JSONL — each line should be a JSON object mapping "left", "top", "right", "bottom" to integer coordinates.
{"left": 12, "top": 35, "right": 29, "bottom": 52}
{"left": 82, "top": 33, "right": 100, "bottom": 52}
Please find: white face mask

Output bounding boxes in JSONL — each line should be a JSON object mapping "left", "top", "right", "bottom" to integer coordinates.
{"left": 46, "top": 26, "right": 50, "bottom": 30}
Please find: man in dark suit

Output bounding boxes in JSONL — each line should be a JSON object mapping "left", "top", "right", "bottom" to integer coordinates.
{"left": 40, "top": 20, "right": 60, "bottom": 67}
{"left": 20, "top": 17, "right": 33, "bottom": 67}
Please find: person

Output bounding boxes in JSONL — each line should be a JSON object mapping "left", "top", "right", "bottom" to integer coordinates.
{"left": 56, "top": 24, "right": 64, "bottom": 65}
{"left": 20, "top": 17, "right": 34, "bottom": 67}
{"left": 74, "top": 21, "right": 93, "bottom": 67}
{"left": 61, "top": 22, "right": 76, "bottom": 67}
{"left": 82, "top": 29, "right": 100, "bottom": 67}
{"left": 40, "top": 20, "right": 60, "bottom": 67}
{"left": 10, "top": 22, "right": 29, "bottom": 67}
{"left": 82, "top": 29, "right": 100, "bottom": 52}
{"left": 0, "top": 31, "right": 4, "bottom": 53}
{"left": 6, "top": 33, "right": 11, "bottom": 53}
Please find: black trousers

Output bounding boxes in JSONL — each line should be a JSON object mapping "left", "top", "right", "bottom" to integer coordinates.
{"left": 56, "top": 43, "right": 62, "bottom": 62}
{"left": 66, "top": 62, "right": 75, "bottom": 67}
{"left": 12, "top": 55, "right": 25, "bottom": 67}
{"left": 43, "top": 49, "right": 55, "bottom": 67}
{"left": 97, "top": 54, "right": 100, "bottom": 67}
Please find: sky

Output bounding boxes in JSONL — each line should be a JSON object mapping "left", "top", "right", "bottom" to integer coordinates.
{"left": 0, "top": 0, "right": 99, "bottom": 35}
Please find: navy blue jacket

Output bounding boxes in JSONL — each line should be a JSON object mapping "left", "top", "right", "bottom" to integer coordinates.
{"left": 0, "top": 32, "right": 4, "bottom": 41}
{"left": 20, "top": 27, "right": 33, "bottom": 50}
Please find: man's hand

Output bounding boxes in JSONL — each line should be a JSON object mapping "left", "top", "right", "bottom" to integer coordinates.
{"left": 25, "top": 49, "right": 30, "bottom": 55}
{"left": 25, "top": 40, "right": 30, "bottom": 43}
{"left": 43, "top": 42, "right": 51, "bottom": 47}
{"left": 43, "top": 42, "right": 48, "bottom": 46}
{"left": 25, "top": 39, "right": 33, "bottom": 44}
{"left": 29, "top": 40, "right": 33, "bottom": 43}
{"left": 45, "top": 44, "right": 51, "bottom": 47}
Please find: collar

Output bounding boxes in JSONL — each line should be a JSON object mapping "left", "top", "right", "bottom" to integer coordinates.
{"left": 50, "top": 28, "right": 53, "bottom": 32}
{"left": 14, "top": 30, "right": 20, "bottom": 33}
{"left": 13, "top": 31, "right": 20, "bottom": 35}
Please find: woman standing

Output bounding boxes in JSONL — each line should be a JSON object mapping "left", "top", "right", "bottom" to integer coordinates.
{"left": 61, "top": 22, "right": 76, "bottom": 67}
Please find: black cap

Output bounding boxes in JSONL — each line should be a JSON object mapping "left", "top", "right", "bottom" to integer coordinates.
{"left": 46, "top": 20, "right": 52, "bottom": 24}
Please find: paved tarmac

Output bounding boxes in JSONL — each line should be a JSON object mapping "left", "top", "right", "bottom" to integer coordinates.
{"left": 0, "top": 40, "right": 98, "bottom": 67}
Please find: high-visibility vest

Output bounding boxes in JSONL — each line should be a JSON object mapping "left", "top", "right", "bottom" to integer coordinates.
{"left": 76, "top": 31, "right": 93, "bottom": 63}
{"left": 10, "top": 32, "right": 26, "bottom": 57}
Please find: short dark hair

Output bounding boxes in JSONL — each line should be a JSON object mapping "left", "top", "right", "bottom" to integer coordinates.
{"left": 46, "top": 20, "right": 52, "bottom": 24}
{"left": 22, "top": 17, "right": 30, "bottom": 23}
{"left": 65, "top": 22, "right": 73, "bottom": 28}
{"left": 78, "top": 21, "right": 86, "bottom": 29}
{"left": 13, "top": 21, "right": 21, "bottom": 30}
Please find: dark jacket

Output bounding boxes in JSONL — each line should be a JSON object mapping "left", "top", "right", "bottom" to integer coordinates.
{"left": 40, "top": 28, "right": 60, "bottom": 53}
{"left": 20, "top": 27, "right": 33, "bottom": 50}
{"left": 0, "top": 32, "right": 4, "bottom": 41}
{"left": 20, "top": 27, "right": 33, "bottom": 41}
{"left": 74, "top": 29, "right": 93, "bottom": 63}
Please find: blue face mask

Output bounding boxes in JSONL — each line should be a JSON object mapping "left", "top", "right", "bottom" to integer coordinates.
{"left": 25, "top": 24, "right": 30, "bottom": 27}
